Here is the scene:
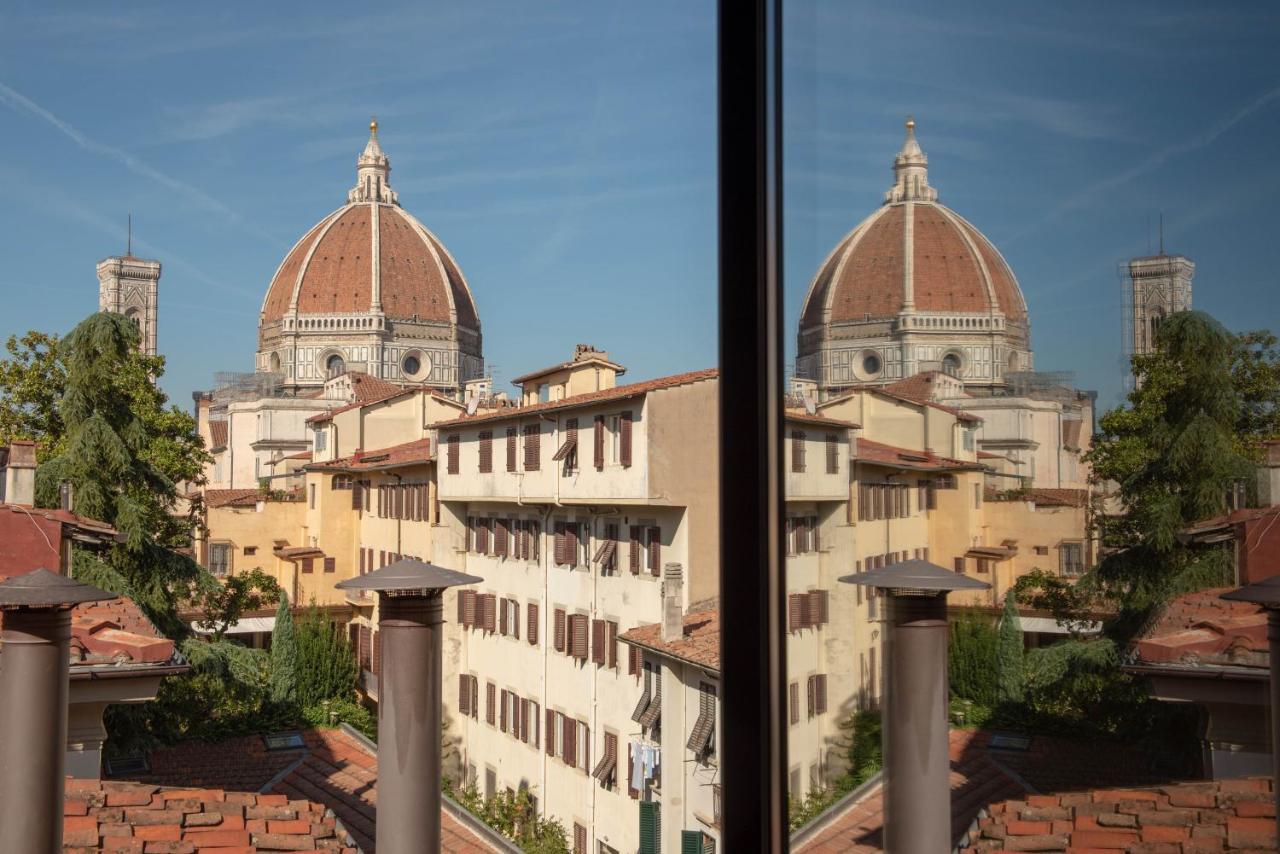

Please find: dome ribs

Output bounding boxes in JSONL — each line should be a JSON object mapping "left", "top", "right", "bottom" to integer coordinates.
{"left": 828, "top": 205, "right": 906, "bottom": 322}
{"left": 911, "top": 206, "right": 988, "bottom": 315}
{"left": 378, "top": 207, "right": 451, "bottom": 322}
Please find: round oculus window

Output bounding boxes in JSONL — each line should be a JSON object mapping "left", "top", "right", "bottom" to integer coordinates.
{"left": 403, "top": 355, "right": 421, "bottom": 376}
{"left": 942, "top": 353, "right": 962, "bottom": 376}
{"left": 326, "top": 354, "right": 346, "bottom": 376}
{"left": 862, "top": 353, "right": 882, "bottom": 376}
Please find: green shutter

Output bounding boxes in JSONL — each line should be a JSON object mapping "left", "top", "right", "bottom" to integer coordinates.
{"left": 639, "top": 801, "right": 661, "bottom": 854}
{"left": 681, "top": 830, "right": 704, "bottom": 854}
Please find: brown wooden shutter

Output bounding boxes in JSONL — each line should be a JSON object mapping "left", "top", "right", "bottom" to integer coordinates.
{"left": 563, "top": 717, "right": 577, "bottom": 768}
{"left": 788, "top": 594, "right": 802, "bottom": 633}
{"left": 511, "top": 600, "right": 520, "bottom": 640}
{"left": 954, "top": 557, "right": 965, "bottom": 573}
{"left": 647, "top": 526, "right": 661, "bottom": 576}
{"left": 301, "top": 558, "right": 313, "bottom": 574}
{"left": 554, "top": 522, "right": 566, "bottom": 566}
{"left": 812, "top": 589, "right": 829, "bottom": 625}
{"left": 499, "top": 599, "right": 508, "bottom": 636}
{"left": 486, "top": 682, "right": 496, "bottom": 725}
{"left": 459, "top": 675, "right": 470, "bottom": 716}
{"left": 500, "top": 690, "right": 508, "bottom": 732}
{"left": 483, "top": 594, "right": 497, "bottom": 632}
{"left": 593, "top": 415, "right": 605, "bottom": 470}
{"left": 619, "top": 410, "right": 633, "bottom": 467}
{"left": 629, "top": 526, "right": 642, "bottom": 574}
{"left": 372, "top": 631, "right": 381, "bottom": 676}
{"left": 546, "top": 709, "right": 555, "bottom": 755}
{"left": 524, "top": 424, "right": 540, "bottom": 471}
{"left": 566, "top": 522, "right": 579, "bottom": 568}
{"left": 826, "top": 433, "right": 839, "bottom": 473}
{"left": 506, "top": 427, "right": 518, "bottom": 472}
{"left": 606, "top": 621, "right": 618, "bottom": 668}
{"left": 807, "top": 675, "right": 816, "bottom": 718}
{"left": 572, "top": 614, "right": 589, "bottom": 660}
{"left": 324, "top": 557, "right": 335, "bottom": 573}
{"left": 789, "top": 682, "right": 799, "bottom": 725}
{"left": 554, "top": 609, "right": 566, "bottom": 652}
{"left": 352, "top": 480, "right": 363, "bottom": 510}
{"left": 494, "top": 519, "right": 508, "bottom": 558}
{"left": 792, "top": 430, "right": 806, "bottom": 472}
{"left": 479, "top": 431, "right": 492, "bottom": 473}
{"left": 528, "top": 602, "right": 539, "bottom": 646}
{"left": 816, "top": 674, "right": 828, "bottom": 714}
{"left": 591, "top": 619, "right": 605, "bottom": 665}
{"left": 447, "top": 435, "right": 459, "bottom": 474}
{"left": 628, "top": 644, "right": 641, "bottom": 676}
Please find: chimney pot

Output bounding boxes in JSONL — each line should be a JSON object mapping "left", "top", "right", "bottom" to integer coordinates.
{"left": 2, "top": 441, "right": 38, "bottom": 506}
{"left": 661, "top": 562, "right": 684, "bottom": 643}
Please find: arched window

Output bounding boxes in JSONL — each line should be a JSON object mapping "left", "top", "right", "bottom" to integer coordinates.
{"left": 942, "top": 353, "right": 962, "bottom": 377}
{"left": 326, "top": 354, "right": 346, "bottom": 377}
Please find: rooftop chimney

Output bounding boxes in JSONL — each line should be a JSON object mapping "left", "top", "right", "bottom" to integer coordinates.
{"left": 2, "top": 441, "right": 37, "bottom": 507}
{"left": 662, "top": 562, "right": 684, "bottom": 643}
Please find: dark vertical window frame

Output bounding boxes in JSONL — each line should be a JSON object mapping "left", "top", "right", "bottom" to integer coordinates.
{"left": 718, "top": 0, "right": 787, "bottom": 850}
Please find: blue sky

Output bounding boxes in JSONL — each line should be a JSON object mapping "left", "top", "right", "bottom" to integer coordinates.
{"left": 0, "top": 1, "right": 1276, "bottom": 412}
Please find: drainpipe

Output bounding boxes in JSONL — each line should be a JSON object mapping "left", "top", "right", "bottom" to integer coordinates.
{"left": 337, "top": 560, "right": 481, "bottom": 854}
{"left": 841, "top": 560, "right": 988, "bottom": 853}
{"left": 0, "top": 569, "right": 115, "bottom": 854}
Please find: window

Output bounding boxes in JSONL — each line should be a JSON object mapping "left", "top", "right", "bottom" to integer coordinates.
{"left": 592, "top": 731, "right": 619, "bottom": 789}
{"left": 301, "top": 557, "right": 313, "bottom": 574}
{"left": 208, "top": 543, "right": 232, "bottom": 577}
{"left": 314, "top": 429, "right": 327, "bottom": 453}
{"left": 553, "top": 418, "right": 579, "bottom": 471}
{"left": 1034, "top": 545, "right": 1049, "bottom": 556}
{"left": 974, "top": 482, "right": 982, "bottom": 509}
{"left": 825, "top": 433, "right": 839, "bottom": 474}
{"left": 790, "top": 430, "right": 806, "bottom": 473}
{"left": 323, "top": 557, "right": 335, "bottom": 573}
{"left": 243, "top": 546, "right": 257, "bottom": 556}
{"left": 402, "top": 354, "right": 420, "bottom": 376}
{"left": 523, "top": 424, "right": 540, "bottom": 470}
{"left": 608, "top": 414, "right": 621, "bottom": 463}
{"left": 506, "top": 427, "right": 518, "bottom": 472}
{"left": 308, "top": 483, "right": 315, "bottom": 509}
{"left": 963, "top": 427, "right": 976, "bottom": 452}
{"left": 478, "top": 431, "right": 493, "bottom": 473}
{"left": 1060, "top": 542, "right": 1085, "bottom": 577}
{"left": 447, "top": 434, "right": 460, "bottom": 475}
{"left": 594, "top": 522, "right": 619, "bottom": 574}
{"left": 326, "top": 353, "right": 345, "bottom": 377}
{"left": 687, "top": 682, "right": 716, "bottom": 760}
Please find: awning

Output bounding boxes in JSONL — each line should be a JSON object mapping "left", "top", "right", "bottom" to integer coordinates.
{"left": 966, "top": 546, "right": 1017, "bottom": 560}
{"left": 190, "top": 616, "right": 277, "bottom": 635}
{"left": 1017, "top": 616, "right": 1101, "bottom": 635}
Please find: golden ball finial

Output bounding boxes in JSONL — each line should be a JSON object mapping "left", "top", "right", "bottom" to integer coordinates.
{"left": 906, "top": 116, "right": 915, "bottom": 131}
{"left": 370, "top": 117, "right": 378, "bottom": 137}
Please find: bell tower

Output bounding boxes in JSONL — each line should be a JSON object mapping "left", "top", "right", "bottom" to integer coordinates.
{"left": 1125, "top": 250, "right": 1194, "bottom": 377}
{"left": 98, "top": 229, "right": 162, "bottom": 356}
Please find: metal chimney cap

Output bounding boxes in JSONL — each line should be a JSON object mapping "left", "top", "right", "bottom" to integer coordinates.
{"left": 0, "top": 568, "right": 118, "bottom": 609}
{"left": 1220, "top": 576, "right": 1280, "bottom": 609}
{"left": 335, "top": 558, "right": 483, "bottom": 595}
{"left": 839, "top": 558, "right": 991, "bottom": 593}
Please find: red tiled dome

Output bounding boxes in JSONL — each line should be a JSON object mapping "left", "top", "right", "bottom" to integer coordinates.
{"left": 260, "top": 202, "right": 479, "bottom": 330}
{"left": 800, "top": 201, "right": 1027, "bottom": 330}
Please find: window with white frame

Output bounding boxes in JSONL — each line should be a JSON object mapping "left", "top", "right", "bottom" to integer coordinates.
{"left": 208, "top": 543, "right": 232, "bottom": 577}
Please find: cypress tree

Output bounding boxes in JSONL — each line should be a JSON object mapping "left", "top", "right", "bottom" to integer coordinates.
{"left": 997, "top": 591, "right": 1024, "bottom": 705}
{"left": 270, "top": 593, "right": 298, "bottom": 704}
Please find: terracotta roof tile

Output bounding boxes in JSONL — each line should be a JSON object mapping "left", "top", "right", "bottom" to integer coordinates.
{"left": 432, "top": 368, "right": 718, "bottom": 428}
{"left": 958, "top": 777, "right": 1274, "bottom": 851}
{"left": 797, "top": 730, "right": 1177, "bottom": 853}
{"left": 1132, "top": 588, "right": 1269, "bottom": 669}
{"left": 983, "top": 488, "right": 1090, "bottom": 508}
{"left": 310, "top": 437, "right": 434, "bottom": 472}
{"left": 855, "top": 437, "right": 980, "bottom": 472}
{"left": 70, "top": 597, "right": 174, "bottom": 666}
{"left": 347, "top": 372, "right": 404, "bottom": 404}
{"left": 619, "top": 609, "right": 720, "bottom": 672}
{"left": 63, "top": 777, "right": 358, "bottom": 852}
{"left": 120, "top": 728, "right": 503, "bottom": 852}
{"left": 204, "top": 489, "right": 262, "bottom": 508}
{"left": 785, "top": 411, "right": 861, "bottom": 429}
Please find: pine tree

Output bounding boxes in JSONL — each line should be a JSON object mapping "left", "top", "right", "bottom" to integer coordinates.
{"left": 294, "top": 604, "right": 358, "bottom": 708}
{"left": 997, "top": 591, "right": 1024, "bottom": 705}
{"left": 269, "top": 592, "right": 298, "bottom": 705}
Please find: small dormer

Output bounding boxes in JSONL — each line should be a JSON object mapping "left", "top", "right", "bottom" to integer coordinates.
{"left": 512, "top": 345, "right": 626, "bottom": 405}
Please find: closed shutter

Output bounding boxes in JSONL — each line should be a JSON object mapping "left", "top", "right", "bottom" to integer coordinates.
{"left": 954, "top": 557, "right": 965, "bottom": 573}
{"left": 807, "top": 675, "right": 816, "bottom": 718}
{"left": 789, "top": 682, "right": 799, "bottom": 725}
{"left": 647, "top": 526, "right": 661, "bottom": 576}
{"left": 458, "top": 675, "right": 469, "bottom": 716}
{"left": 591, "top": 619, "right": 605, "bottom": 665}
{"left": 499, "top": 599, "right": 508, "bottom": 636}
{"left": 463, "top": 590, "right": 477, "bottom": 627}
{"left": 447, "top": 435, "right": 459, "bottom": 474}
{"left": 500, "top": 690, "right": 508, "bottom": 732}
{"left": 606, "top": 621, "right": 618, "bottom": 668}
{"left": 546, "top": 709, "right": 555, "bottom": 756}
{"left": 486, "top": 682, "right": 496, "bottom": 725}
{"left": 792, "top": 430, "right": 806, "bottom": 472}
{"left": 826, "top": 433, "right": 839, "bottom": 473}
{"left": 816, "top": 673, "right": 828, "bottom": 714}
{"left": 562, "top": 716, "right": 577, "bottom": 767}
{"left": 565, "top": 522, "right": 579, "bottom": 568}
{"left": 372, "top": 631, "right": 380, "bottom": 676}
{"left": 619, "top": 411, "right": 633, "bottom": 467}
{"left": 628, "top": 643, "right": 642, "bottom": 676}
{"left": 324, "top": 557, "right": 335, "bottom": 573}
{"left": 479, "top": 431, "right": 492, "bottom": 473}
{"left": 528, "top": 602, "right": 539, "bottom": 646}
{"left": 798, "top": 592, "right": 812, "bottom": 629}
{"left": 682, "top": 830, "right": 704, "bottom": 854}
{"left": 788, "top": 594, "right": 801, "bottom": 633}
{"left": 812, "top": 589, "right": 829, "bottom": 625}
{"left": 511, "top": 600, "right": 520, "bottom": 640}
{"left": 494, "top": 519, "right": 508, "bottom": 558}
{"left": 524, "top": 424, "right": 540, "bottom": 471}
{"left": 574, "top": 823, "right": 587, "bottom": 854}
{"left": 483, "top": 594, "right": 497, "bottom": 632}
{"left": 639, "top": 801, "right": 660, "bottom": 854}
{"left": 554, "top": 609, "right": 566, "bottom": 652}
{"left": 506, "top": 427, "right": 518, "bottom": 472}
{"left": 554, "top": 522, "right": 567, "bottom": 566}
{"left": 594, "top": 415, "right": 605, "bottom": 470}
{"left": 629, "top": 526, "right": 642, "bottom": 574}
{"left": 571, "top": 614, "right": 589, "bottom": 660}
{"left": 352, "top": 480, "right": 363, "bottom": 510}
{"left": 359, "top": 625, "right": 372, "bottom": 671}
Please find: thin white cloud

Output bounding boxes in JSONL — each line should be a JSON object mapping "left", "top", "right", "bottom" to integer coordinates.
{"left": 0, "top": 81, "right": 281, "bottom": 247}
{"left": 1004, "top": 83, "right": 1280, "bottom": 245}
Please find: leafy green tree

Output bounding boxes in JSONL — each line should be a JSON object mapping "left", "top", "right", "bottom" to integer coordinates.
{"left": 294, "top": 604, "right": 358, "bottom": 708}
{"left": 193, "top": 569, "right": 282, "bottom": 639}
{"left": 0, "top": 330, "right": 65, "bottom": 453}
{"left": 269, "top": 592, "right": 299, "bottom": 704}
{"left": 948, "top": 613, "right": 998, "bottom": 708}
{"left": 996, "top": 592, "right": 1025, "bottom": 704}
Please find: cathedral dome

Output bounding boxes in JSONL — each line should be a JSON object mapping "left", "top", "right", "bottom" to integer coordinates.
{"left": 797, "top": 120, "right": 1031, "bottom": 391}
{"left": 256, "top": 122, "right": 483, "bottom": 393}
